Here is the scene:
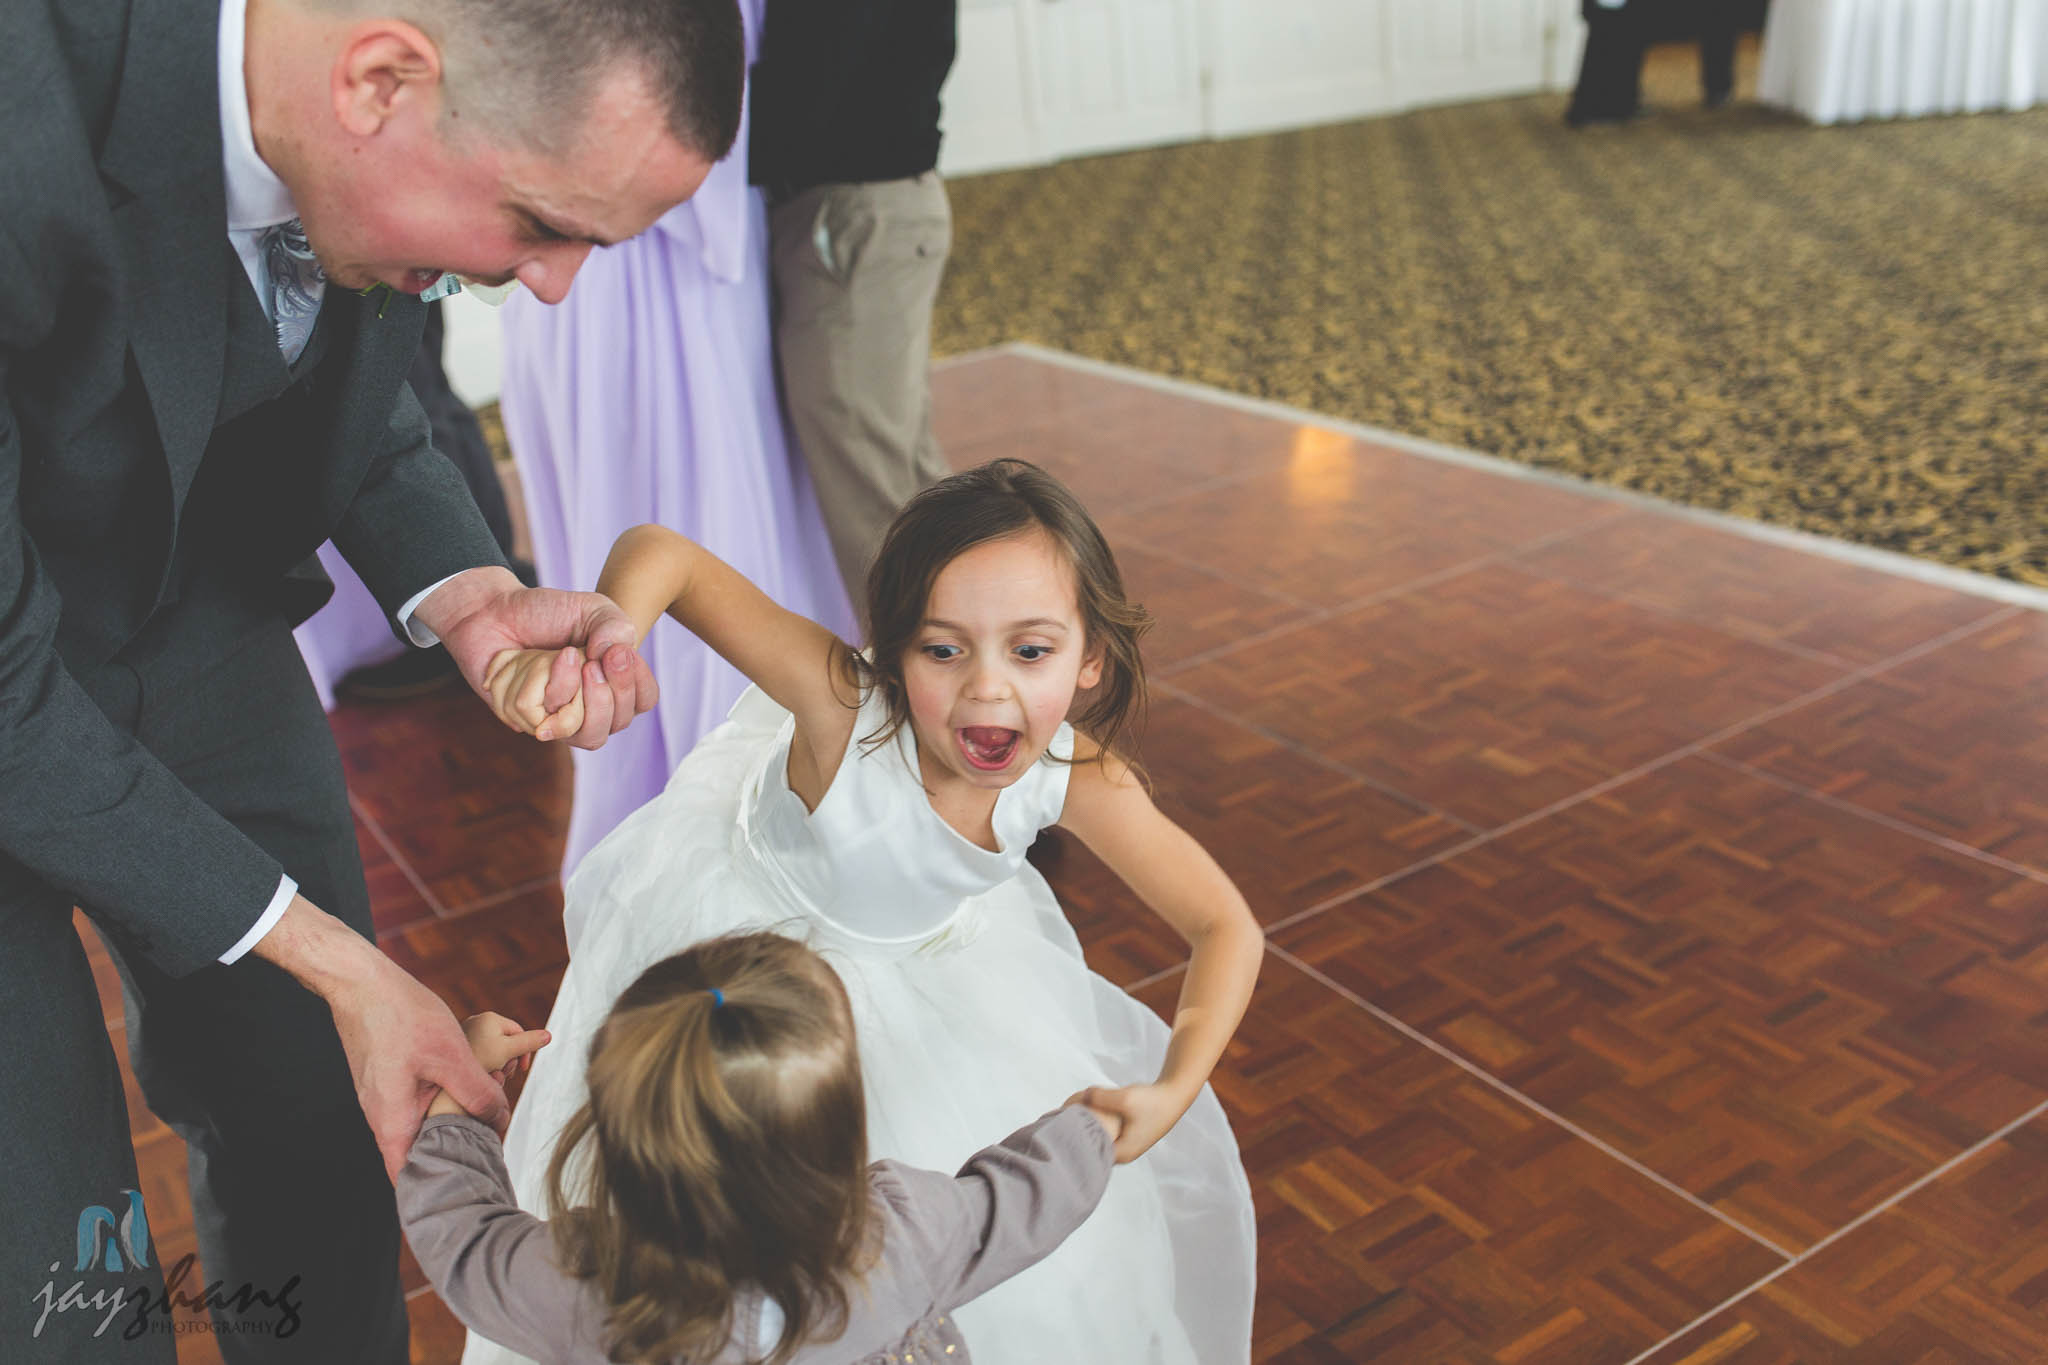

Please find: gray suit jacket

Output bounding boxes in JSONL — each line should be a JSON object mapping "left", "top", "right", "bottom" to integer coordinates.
{"left": 0, "top": 0, "right": 504, "bottom": 973}
{"left": 397, "top": 1106, "right": 1116, "bottom": 1364}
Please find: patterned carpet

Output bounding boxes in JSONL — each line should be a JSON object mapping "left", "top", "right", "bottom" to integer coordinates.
{"left": 933, "top": 46, "right": 2048, "bottom": 585}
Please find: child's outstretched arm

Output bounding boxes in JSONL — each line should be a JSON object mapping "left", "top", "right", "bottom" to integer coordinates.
{"left": 1058, "top": 741, "right": 1263, "bottom": 1162}
{"left": 396, "top": 1112, "right": 586, "bottom": 1363}
{"left": 596, "top": 525, "right": 861, "bottom": 752}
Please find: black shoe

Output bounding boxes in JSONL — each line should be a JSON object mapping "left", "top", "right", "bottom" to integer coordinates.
{"left": 338, "top": 645, "right": 461, "bottom": 701}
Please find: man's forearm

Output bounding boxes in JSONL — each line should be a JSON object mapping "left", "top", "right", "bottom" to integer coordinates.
{"left": 250, "top": 894, "right": 383, "bottom": 1001}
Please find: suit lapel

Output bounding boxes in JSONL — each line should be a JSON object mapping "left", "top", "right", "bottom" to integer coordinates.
{"left": 98, "top": 0, "right": 231, "bottom": 514}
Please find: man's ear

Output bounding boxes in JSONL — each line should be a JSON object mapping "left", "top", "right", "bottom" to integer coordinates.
{"left": 331, "top": 22, "right": 443, "bottom": 138}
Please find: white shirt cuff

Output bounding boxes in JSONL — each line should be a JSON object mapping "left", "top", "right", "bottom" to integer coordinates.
{"left": 397, "top": 572, "right": 469, "bottom": 647}
{"left": 220, "top": 874, "right": 298, "bottom": 965}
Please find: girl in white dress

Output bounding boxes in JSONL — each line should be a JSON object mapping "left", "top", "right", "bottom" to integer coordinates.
{"left": 470, "top": 459, "right": 1262, "bottom": 1365}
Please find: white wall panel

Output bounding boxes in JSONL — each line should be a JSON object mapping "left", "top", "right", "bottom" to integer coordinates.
{"left": 879, "top": 0, "right": 1578, "bottom": 177}
{"left": 939, "top": 1, "right": 1041, "bottom": 175}
{"left": 1030, "top": 0, "right": 1206, "bottom": 161}
{"left": 1207, "top": 0, "right": 1399, "bottom": 137}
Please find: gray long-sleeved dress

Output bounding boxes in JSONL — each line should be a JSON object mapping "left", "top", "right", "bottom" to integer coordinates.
{"left": 396, "top": 1106, "right": 1114, "bottom": 1364}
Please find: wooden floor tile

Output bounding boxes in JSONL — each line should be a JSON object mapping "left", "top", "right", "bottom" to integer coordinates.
{"left": 1638, "top": 1112, "right": 2048, "bottom": 1363}
{"left": 406, "top": 1290, "right": 471, "bottom": 1365}
{"left": 358, "top": 811, "right": 437, "bottom": 938}
{"left": 1714, "top": 608, "right": 2048, "bottom": 877}
{"left": 100, "top": 353, "right": 2045, "bottom": 1363}
{"left": 1514, "top": 510, "right": 2005, "bottom": 666}
{"left": 1172, "top": 564, "right": 1843, "bottom": 828}
{"left": 928, "top": 351, "right": 1136, "bottom": 448}
{"left": 1096, "top": 442, "right": 1622, "bottom": 611}
{"left": 380, "top": 883, "right": 570, "bottom": 1032}
{"left": 1112, "top": 542, "right": 1321, "bottom": 672}
{"left": 76, "top": 907, "right": 128, "bottom": 1026}
{"left": 332, "top": 685, "right": 572, "bottom": 912}
{"left": 1158, "top": 954, "right": 1785, "bottom": 1364}
{"left": 1034, "top": 695, "right": 1470, "bottom": 985}
{"left": 1273, "top": 755, "right": 2048, "bottom": 1254}
{"left": 941, "top": 420, "right": 1231, "bottom": 518}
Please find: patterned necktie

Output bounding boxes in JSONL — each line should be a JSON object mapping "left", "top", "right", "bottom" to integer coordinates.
{"left": 260, "top": 217, "right": 326, "bottom": 363}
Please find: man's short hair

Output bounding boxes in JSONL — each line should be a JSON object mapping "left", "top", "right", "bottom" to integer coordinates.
{"left": 345, "top": 0, "right": 746, "bottom": 161}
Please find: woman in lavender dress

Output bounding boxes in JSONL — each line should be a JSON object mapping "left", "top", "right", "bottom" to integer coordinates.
{"left": 496, "top": 0, "right": 853, "bottom": 878}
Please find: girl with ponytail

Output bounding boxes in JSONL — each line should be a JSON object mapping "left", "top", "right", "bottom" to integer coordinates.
{"left": 397, "top": 931, "right": 1123, "bottom": 1365}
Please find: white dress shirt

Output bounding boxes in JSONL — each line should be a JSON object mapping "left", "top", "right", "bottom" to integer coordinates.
{"left": 212, "top": 0, "right": 465, "bottom": 961}
{"left": 219, "top": 0, "right": 323, "bottom": 330}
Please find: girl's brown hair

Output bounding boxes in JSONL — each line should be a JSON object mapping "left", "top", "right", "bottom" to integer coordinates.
{"left": 544, "top": 933, "right": 875, "bottom": 1365}
{"left": 858, "top": 458, "right": 1154, "bottom": 766}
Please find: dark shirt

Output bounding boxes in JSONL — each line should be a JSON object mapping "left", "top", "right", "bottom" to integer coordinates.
{"left": 749, "top": 0, "right": 958, "bottom": 197}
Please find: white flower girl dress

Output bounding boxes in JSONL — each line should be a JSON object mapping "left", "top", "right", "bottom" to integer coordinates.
{"left": 462, "top": 685, "right": 1256, "bottom": 1364}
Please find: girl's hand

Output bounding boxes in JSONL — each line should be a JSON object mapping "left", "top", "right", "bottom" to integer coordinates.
{"left": 484, "top": 646, "right": 587, "bottom": 741}
{"left": 459, "top": 1012, "right": 552, "bottom": 1080}
{"left": 1066, "top": 1083, "right": 1192, "bottom": 1163}
{"left": 424, "top": 1012, "right": 549, "bottom": 1121}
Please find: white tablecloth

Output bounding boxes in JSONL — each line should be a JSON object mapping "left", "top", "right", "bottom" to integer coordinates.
{"left": 1759, "top": 0, "right": 2046, "bottom": 122}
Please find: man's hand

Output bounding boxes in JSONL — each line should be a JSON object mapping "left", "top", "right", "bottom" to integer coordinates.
{"left": 416, "top": 566, "right": 656, "bottom": 750}
{"left": 254, "top": 897, "right": 509, "bottom": 1179}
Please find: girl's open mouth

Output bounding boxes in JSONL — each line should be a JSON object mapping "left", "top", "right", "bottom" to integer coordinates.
{"left": 958, "top": 726, "right": 1021, "bottom": 772}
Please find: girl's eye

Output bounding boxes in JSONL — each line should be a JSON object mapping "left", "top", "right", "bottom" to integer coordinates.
{"left": 1014, "top": 645, "right": 1053, "bottom": 662}
{"left": 922, "top": 644, "right": 961, "bottom": 662}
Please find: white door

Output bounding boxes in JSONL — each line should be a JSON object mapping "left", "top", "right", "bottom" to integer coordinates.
{"left": 1206, "top": 0, "right": 1399, "bottom": 138}
{"left": 940, "top": 0, "right": 1043, "bottom": 176}
{"left": 1026, "top": 0, "right": 1206, "bottom": 161}
{"left": 1392, "top": 0, "right": 1554, "bottom": 109}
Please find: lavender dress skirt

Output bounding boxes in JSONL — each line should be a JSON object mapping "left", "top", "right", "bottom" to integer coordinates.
{"left": 290, "top": 548, "right": 403, "bottom": 712}
{"left": 497, "top": 100, "right": 852, "bottom": 878}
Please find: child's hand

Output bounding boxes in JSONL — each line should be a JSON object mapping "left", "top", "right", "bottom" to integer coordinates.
{"left": 484, "top": 646, "right": 587, "bottom": 741}
{"left": 427, "top": 1014, "right": 551, "bottom": 1119}
{"left": 1065, "top": 1083, "right": 1190, "bottom": 1163}
{"left": 460, "top": 1012, "right": 552, "bottom": 1078}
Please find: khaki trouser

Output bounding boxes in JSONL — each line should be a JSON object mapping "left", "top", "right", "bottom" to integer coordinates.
{"left": 770, "top": 173, "right": 954, "bottom": 604}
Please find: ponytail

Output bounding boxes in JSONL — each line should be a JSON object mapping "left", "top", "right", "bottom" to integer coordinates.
{"left": 545, "top": 934, "right": 875, "bottom": 1364}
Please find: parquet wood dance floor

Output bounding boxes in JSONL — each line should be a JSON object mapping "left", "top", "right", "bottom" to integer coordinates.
{"left": 94, "top": 349, "right": 2048, "bottom": 1362}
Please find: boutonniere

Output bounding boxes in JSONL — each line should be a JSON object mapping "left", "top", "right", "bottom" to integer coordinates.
{"left": 357, "top": 276, "right": 519, "bottom": 318}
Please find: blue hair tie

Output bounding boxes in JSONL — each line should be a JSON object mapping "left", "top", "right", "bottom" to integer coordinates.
{"left": 709, "top": 988, "right": 725, "bottom": 1009}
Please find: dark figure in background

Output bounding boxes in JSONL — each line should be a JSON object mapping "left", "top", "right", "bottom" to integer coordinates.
{"left": 1568, "top": 0, "right": 1648, "bottom": 127}
{"left": 1568, "top": 1, "right": 1768, "bottom": 127}
{"left": 750, "top": 0, "right": 961, "bottom": 603}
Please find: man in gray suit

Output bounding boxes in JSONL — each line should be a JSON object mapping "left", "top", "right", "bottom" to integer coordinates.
{"left": 1, "top": 0, "right": 742, "bottom": 1359}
